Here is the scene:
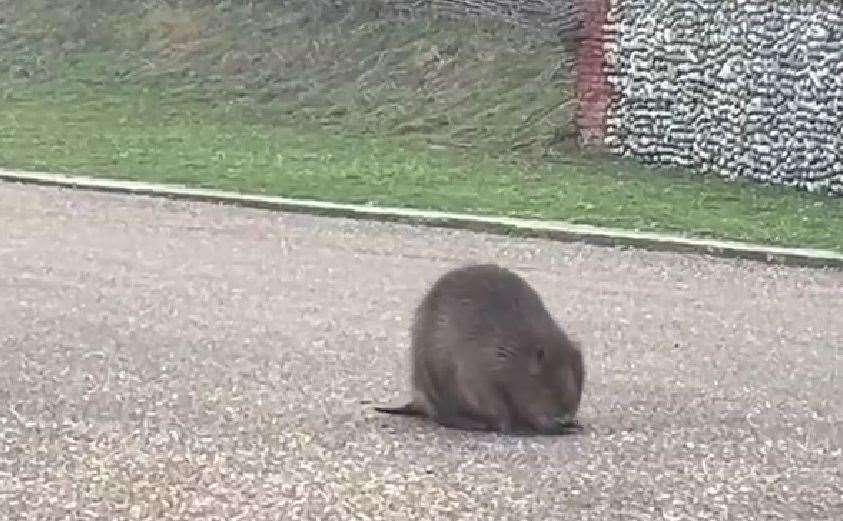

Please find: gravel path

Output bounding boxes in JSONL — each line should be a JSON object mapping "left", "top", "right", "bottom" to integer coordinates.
{"left": 1, "top": 182, "right": 841, "bottom": 520}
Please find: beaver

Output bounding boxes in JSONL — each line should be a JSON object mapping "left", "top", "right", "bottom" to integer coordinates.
{"left": 375, "top": 263, "right": 585, "bottom": 434}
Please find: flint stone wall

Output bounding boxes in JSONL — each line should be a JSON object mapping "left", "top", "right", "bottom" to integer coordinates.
{"left": 348, "top": 1, "right": 843, "bottom": 195}
{"left": 603, "top": 0, "right": 843, "bottom": 195}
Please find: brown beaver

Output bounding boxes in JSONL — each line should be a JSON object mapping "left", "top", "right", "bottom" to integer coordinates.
{"left": 375, "top": 264, "right": 585, "bottom": 434}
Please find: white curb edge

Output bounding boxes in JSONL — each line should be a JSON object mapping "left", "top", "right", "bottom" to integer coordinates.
{"left": 2, "top": 169, "right": 842, "bottom": 269}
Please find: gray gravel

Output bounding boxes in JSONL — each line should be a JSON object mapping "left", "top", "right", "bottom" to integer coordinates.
{"left": 1, "top": 182, "right": 841, "bottom": 521}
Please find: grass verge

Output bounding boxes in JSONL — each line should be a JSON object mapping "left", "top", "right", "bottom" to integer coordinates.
{"left": 1, "top": 1, "right": 842, "bottom": 253}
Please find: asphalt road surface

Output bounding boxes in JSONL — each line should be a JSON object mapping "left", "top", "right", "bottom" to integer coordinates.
{"left": 1, "top": 182, "right": 841, "bottom": 521}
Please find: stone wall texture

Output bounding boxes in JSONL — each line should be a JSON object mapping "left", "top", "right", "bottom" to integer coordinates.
{"left": 603, "top": 0, "right": 843, "bottom": 195}
{"left": 373, "top": 0, "right": 842, "bottom": 195}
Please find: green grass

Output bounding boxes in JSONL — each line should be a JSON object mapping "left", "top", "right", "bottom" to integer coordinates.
{"left": 1, "top": 0, "right": 575, "bottom": 159}
{"left": 3, "top": 77, "right": 842, "bottom": 252}
{"left": 1, "top": 0, "right": 842, "bottom": 253}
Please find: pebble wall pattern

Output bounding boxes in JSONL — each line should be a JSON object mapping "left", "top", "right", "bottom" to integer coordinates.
{"left": 603, "top": 0, "right": 843, "bottom": 195}
{"left": 350, "top": 1, "right": 843, "bottom": 195}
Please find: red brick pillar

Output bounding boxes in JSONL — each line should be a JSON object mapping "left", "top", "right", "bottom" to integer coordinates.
{"left": 575, "top": 0, "right": 611, "bottom": 145}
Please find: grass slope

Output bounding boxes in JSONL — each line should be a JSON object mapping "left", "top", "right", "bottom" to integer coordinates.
{"left": 1, "top": 0, "right": 842, "bottom": 252}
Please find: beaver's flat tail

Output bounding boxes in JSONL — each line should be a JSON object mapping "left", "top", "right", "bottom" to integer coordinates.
{"left": 373, "top": 401, "right": 425, "bottom": 416}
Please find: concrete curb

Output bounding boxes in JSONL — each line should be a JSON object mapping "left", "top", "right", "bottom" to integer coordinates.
{"left": 2, "top": 169, "right": 842, "bottom": 269}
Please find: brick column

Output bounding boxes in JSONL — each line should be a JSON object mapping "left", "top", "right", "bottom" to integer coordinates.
{"left": 574, "top": 0, "right": 611, "bottom": 145}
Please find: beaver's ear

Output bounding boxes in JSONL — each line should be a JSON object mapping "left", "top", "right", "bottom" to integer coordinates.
{"left": 567, "top": 336, "right": 583, "bottom": 353}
